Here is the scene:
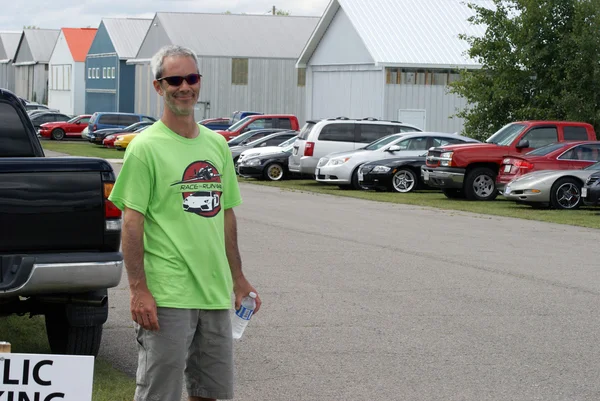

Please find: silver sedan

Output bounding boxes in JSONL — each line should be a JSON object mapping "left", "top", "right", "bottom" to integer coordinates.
{"left": 503, "top": 162, "right": 600, "bottom": 209}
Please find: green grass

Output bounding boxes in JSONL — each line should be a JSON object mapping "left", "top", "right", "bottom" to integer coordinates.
{"left": 238, "top": 177, "right": 600, "bottom": 229}
{"left": 41, "top": 140, "right": 124, "bottom": 159}
{"left": 0, "top": 315, "right": 136, "bottom": 401}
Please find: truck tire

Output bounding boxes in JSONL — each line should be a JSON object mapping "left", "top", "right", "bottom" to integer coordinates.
{"left": 45, "top": 308, "right": 103, "bottom": 357}
{"left": 464, "top": 167, "right": 498, "bottom": 201}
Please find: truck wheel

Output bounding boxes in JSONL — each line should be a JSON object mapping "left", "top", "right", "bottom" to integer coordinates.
{"left": 465, "top": 167, "right": 498, "bottom": 201}
{"left": 550, "top": 177, "right": 582, "bottom": 209}
{"left": 45, "top": 309, "right": 103, "bottom": 357}
{"left": 51, "top": 128, "right": 65, "bottom": 140}
{"left": 442, "top": 189, "right": 465, "bottom": 199}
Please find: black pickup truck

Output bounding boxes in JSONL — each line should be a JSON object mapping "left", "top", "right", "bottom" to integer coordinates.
{"left": 0, "top": 88, "right": 123, "bottom": 356}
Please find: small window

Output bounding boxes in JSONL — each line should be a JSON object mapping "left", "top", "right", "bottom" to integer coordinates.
{"left": 297, "top": 68, "right": 306, "bottom": 87}
{"left": 359, "top": 124, "right": 398, "bottom": 143}
{"left": 0, "top": 102, "right": 35, "bottom": 156}
{"left": 386, "top": 68, "right": 401, "bottom": 84}
{"left": 522, "top": 127, "right": 559, "bottom": 148}
{"left": 563, "top": 126, "right": 589, "bottom": 141}
{"left": 318, "top": 123, "right": 356, "bottom": 142}
{"left": 88, "top": 68, "right": 91, "bottom": 79}
{"left": 278, "top": 118, "right": 292, "bottom": 129}
{"left": 119, "top": 115, "right": 140, "bottom": 126}
{"left": 560, "top": 144, "right": 600, "bottom": 161}
{"left": 247, "top": 118, "right": 274, "bottom": 130}
{"left": 99, "top": 114, "right": 120, "bottom": 125}
{"left": 111, "top": 67, "right": 115, "bottom": 79}
{"left": 96, "top": 68, "right": 100, "bottom": 79}
{"left": 102, "top": 67, "right": 106, "bottom": 79}
{"left": 231, "top": 58, "right": 248, "bottom": 85}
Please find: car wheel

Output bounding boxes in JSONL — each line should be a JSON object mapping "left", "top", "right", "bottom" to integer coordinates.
{"left": 442, "top": 188, "right": 465, "bottom": 199}
{"left": 550, "top": 177, "right": 582, "bottom": 209}
{"left": 464, "top": 167, "right": 497, "bottom": 201}
{"left": 264, "top": 163, "right": 285, "bottom": 181}
{"left": 45, "top": 308, "right": 103, "bottom": 356}
{"left": 51, "top": 128, "right": 65, "bottom": 140}
{"left": 391, "top": 168, "right": 417, "bottom": 193}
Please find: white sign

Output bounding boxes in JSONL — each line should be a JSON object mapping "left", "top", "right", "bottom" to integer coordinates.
{"left": 0, "top": 353, "right": 94, "bottom": 401}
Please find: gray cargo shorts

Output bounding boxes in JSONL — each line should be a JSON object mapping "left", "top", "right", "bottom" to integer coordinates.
{"left": 133, "top": 307, "right": 234, "bottom": 401}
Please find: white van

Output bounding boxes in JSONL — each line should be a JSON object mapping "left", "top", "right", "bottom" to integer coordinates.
{"left": 288, "top": 118, "right": 421, "bottom": 176}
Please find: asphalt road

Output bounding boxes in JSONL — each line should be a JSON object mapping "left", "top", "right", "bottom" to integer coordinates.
{"left": 99, "top": 161, "right": 600, "bottom": 401}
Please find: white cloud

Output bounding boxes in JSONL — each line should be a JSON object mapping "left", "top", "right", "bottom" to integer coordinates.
{"left": 0, "top": 0, "right": 329, "bottom": 31}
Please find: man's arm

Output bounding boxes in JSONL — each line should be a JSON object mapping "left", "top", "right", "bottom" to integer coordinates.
{"left": 122, "top": 207, "right": 160, "bottom": 330}
{"left": 224, "top": 208, "right": 261, "bottom": 313}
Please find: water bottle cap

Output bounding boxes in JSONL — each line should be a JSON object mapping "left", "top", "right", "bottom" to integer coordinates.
{"left": 249, "top": 292, "right": 257, "bottom": 298}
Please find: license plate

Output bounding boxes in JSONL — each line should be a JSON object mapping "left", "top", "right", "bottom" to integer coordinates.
{"left": 423, "top": 170, "right": 430, "bottom": 181}
{"left": 504, "top": 165, "right": 511, "bottom": 173}
{"left": 358, "top": 170, "right": 364, "bottom": 182}
{"left": 582, "top": 187, "right": 588, "bottom": 197}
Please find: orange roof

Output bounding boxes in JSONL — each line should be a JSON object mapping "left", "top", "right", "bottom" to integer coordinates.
{"left": 62, "top": 28, "right": 97, "bottom": 62}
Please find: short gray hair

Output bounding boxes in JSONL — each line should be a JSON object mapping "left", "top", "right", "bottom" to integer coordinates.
{"left": 150, "top": 45, "right": 200, "bottom": 80}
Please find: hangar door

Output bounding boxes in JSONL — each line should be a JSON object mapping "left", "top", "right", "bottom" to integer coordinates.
{"left": 311, "top": 70, "right": 382, "bottom": 121}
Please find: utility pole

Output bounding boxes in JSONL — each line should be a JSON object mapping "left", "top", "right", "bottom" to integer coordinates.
{"left": 272, "top": 5, "right": 276, "bottom": 15}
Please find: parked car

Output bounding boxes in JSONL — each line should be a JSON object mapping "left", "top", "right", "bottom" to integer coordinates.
{"left": 316, "top": 132, "right": 479, "bottom": 189}
{"left": 289, "top": 117, "right": 422, "bottom": 178}
{"left": 215, "top": 114, "right": 299, "bottom": 141}
{"left": 38, "top": 114, "right": 92, "bottom": 140}
{"left": 24, "top": 103, "right": 57, "bottom": 113}
{"left": 358, "top": 154, "right": 431, "bottom": 193}
{"left": 104, "top": 125, "right": 150, "bottom": 148}
{"left": 198, "top": 117, "right": 232, "bottom": 131}
{"left": 230, "top": 131, "right": 298, "bottom": 163}
{"left": 582, "top": 170, "right": 600, "bottom": 206}
{"left": 236, "top": 135, "right": 299, "bottom": 168}
{"left": 422, "top": 121, "right": 597, "bottom": 201}
{"left": 87, "top": 112, "right": 156, "bottom": 136}
{"left": 502, "top": 162, "right": 600, "bottom": 209}
{"left": 226, "top": 128, "right": 285, "bottom": 147}
{"left": 230, "top": 110, "right": 263, "bottom": 125}
{"left": 89, "top": 120, "right": 155, "bottom": 144}
{"left": 496, "top": 141, "right": 600, "bottom": 193}
{"left": 30, "top": 111, "right": 71, "bottom": 130}
{"left": 0, "top": 88, "right": 123, "bottom": 356}
{"left": 237, "top": 144, "right": 294, "bottom": 181}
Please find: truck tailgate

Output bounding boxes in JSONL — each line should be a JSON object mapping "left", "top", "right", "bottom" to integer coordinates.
{"left": 0, "top": 157, "right": 112, "bottom": 253}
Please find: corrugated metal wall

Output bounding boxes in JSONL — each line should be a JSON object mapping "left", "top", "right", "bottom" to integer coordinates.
{"left": 134, "top": 56, "right": 305, "bottom": 123}
{"left": 384, "top": 84, "right": 467, "bottom": 133}
{"left": 14, "top": 65, "right": 33, "bottom": 101}
{"left": 0, "top": 63, "right": 15, "bottom": 92}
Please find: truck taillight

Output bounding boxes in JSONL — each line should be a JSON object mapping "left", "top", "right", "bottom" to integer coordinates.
{"left": 304, "top": 142, "right": 315, "bottom": 157}
{"left": 103, "top": 182, "right": 122, "bottom": 229}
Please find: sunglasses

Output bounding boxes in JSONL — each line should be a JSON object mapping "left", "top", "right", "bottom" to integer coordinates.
{"left": 157, "top": 73, "right": 202, "bottom": 86}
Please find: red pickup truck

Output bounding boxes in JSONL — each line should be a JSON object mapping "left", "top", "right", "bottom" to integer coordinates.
{"left": 215, "top": 114, "right": 299, "bottom": 141}
{"left": 421, "top": 121, "right": 597, "bottom": 200}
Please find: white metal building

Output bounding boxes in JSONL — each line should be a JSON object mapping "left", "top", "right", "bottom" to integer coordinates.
{"left": 13, "top": 29, "right": 60, "bottom": 104}
{"left": 297, "top": 0, "right": 490, "bottom": 132}
{"left": 128, "top": 12, "right": 319, "bottom": 121}
{"left": 0, "top": 32, "right": 21, "bottom": 93}
{"left": 48, "top": 28, "right": 97, "bottom": 115}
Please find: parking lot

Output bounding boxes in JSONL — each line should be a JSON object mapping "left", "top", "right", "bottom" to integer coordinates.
{"left": 99, "top": 166, "right": 600, "bottom": 400}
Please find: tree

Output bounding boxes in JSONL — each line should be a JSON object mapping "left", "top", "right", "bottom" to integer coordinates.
{"left": 23, "top": 25, "right": 40, "bottom": 29}
{"left": 449, "top": 0, "right": 600, "bottom": 141}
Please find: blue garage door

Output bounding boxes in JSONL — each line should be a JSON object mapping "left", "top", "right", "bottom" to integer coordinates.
{"left": 86, "top": 92, "right": 117, "bottom": 114}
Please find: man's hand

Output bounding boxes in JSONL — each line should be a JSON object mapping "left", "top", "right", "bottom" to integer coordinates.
{"left": 130, "top": 287, "right": 160, "bottom": 331}
{"left": 234, "top": 275, "right": 262, "bottom": 314}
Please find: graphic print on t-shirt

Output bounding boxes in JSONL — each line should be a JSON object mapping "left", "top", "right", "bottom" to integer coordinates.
{"left": 171, "top": 160, "right": 223, "bottom": 218}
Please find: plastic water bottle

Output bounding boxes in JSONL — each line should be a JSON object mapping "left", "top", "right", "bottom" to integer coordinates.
{"left": 232, "top": 292, "right": 257, "bottom": 339}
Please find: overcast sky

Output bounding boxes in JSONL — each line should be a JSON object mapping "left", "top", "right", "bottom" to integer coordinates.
{"left": 0, "top": 0, "right": 330, "bottom": 31}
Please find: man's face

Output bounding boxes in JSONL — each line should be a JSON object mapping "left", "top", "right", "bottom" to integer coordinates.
{"left": 154, "top": 55, "right": 200, "bottom": 116}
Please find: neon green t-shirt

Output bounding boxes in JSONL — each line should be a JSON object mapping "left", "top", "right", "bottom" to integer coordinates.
{"left": 108, "top": 121, "right": 242, "bottom": 309}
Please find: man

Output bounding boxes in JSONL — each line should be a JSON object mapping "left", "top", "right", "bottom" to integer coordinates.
{"left": 109, "top": 44, "right": 261, "bottom": 401}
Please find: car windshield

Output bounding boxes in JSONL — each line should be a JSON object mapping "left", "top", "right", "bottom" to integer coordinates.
{"left": 364, "top": 134, "right": 404, "bottom": 150}
{"left": 278, "top": 136, "right": 298, "bottom": 147}
{"left": 525, "top": 142, "right": 566, "bottom": 156}
{"left": 226, "top": 116, "right": 251, "bottom": 132}
{"left": 67, "top": 116, "right": 79, "bottom": 123}
{"left": 485, "top": 123, "right": 527, "bottom": 146}
{"left": 228, "top": 131, "right": 256, "bottom": 145}
{"left": 584, "top": 162, "right": 600, "bottom": 170}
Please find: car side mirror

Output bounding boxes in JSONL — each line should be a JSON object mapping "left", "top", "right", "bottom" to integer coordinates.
{"left": 516, "top": 139, "right": 529, "bottom": 149}
{"left": 387, "top": 145, "right": 401, "bottom": 152}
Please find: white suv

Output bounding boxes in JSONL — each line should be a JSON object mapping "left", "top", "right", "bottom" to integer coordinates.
{"left": 288, "top": 117, "right": 421, "bottom": 176}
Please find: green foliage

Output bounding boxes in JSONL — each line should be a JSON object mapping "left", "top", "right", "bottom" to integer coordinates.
{"left": 449, "top": 0, "right": 600, "bottom": 141}
{"left": 275, "top": 9, "right": 291, "bottom": 15}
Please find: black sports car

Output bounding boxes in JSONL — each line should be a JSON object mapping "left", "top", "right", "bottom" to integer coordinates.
{"left": 237, "top": 149, "right": 292, "bottom": 181}
{"left": 358, "top": 154, "right": 429, "bottom": 193}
